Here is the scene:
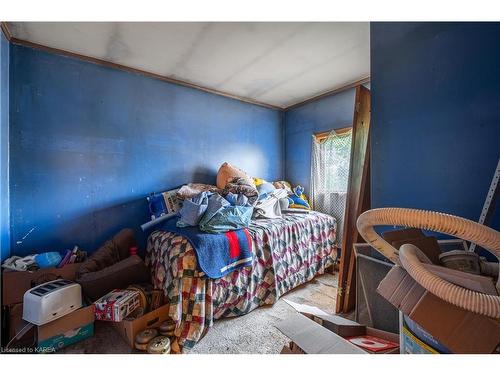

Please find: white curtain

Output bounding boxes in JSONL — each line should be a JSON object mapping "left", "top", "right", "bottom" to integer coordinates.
{"left": 311, "top": 129, "right": 352, "bottom": 246}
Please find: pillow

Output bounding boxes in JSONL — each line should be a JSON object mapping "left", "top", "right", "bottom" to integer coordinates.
{"left": 257, "top": 181, "right": 276, "bottom": 197}
{"left": 216, "top": 162, "right": 250, "bottom": 189}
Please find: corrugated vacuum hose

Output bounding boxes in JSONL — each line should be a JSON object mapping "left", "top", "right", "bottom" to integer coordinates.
{"left": 357, "top": 208, "right": 500, "bottom": 319}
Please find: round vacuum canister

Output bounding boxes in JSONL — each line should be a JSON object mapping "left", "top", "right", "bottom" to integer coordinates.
{"left": 159, "top": 320, "right": 176, "bottom": 336}
{"left": 147, "top": 336, "right": 171, "bottom": 354}
{"left": 439, "top": 250, "right": 482, "bottom": 275}
{"left": 134, "top": 341, "right": 149, "bottom": 351}
{"left": 135, "top": 328, "right": 159, "bottom": 345}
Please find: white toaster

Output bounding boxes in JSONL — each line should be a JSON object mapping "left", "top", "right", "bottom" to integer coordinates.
{"left": 23, "top": 279, "right": 82, "bottom": 325}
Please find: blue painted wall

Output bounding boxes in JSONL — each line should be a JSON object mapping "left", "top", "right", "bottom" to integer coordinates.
{"left": 284, "top": 88, "right": 357, "bottom": 194}
{"left": 8, "top": 22, "right": 500, "bottom": 259}
{"left": 371, "top": 22, "right": 500, "bottom": 231}
{"left": 0, "top": 33, "right": 9, "bottom": 261}
{"left": 9, "top": 44, "right": 283, "bottom": 256}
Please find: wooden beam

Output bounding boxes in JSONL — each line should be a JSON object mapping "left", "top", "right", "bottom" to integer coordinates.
{"left": 285, "top": 76, "right": 371, "bottom": 111}
{"left": 343, "top": 145, "right": 370, "bottom": 312}
{"left": 336, "top": 85, "right": 371, "bottom": 314}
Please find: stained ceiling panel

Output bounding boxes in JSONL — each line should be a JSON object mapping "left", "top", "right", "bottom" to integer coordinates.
{"left": 7, "top": 22, "right": 370, "bottom": 108}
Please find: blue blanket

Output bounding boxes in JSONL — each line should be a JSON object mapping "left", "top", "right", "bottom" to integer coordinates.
{"left": 161, "top": 216, "right": 253, "bottom": 278}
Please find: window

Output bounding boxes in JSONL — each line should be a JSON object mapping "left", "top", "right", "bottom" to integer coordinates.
{"left": 311, "top": 127, "right": 353, "bottom": 246}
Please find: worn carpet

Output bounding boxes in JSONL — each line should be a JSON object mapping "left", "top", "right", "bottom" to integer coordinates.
{"left": 61, "top": 273, "right": 338, "bottom": 354}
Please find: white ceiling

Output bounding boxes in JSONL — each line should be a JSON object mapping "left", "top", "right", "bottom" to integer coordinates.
{"left": 8, "top": 22, "right": 370, "bottom": 108}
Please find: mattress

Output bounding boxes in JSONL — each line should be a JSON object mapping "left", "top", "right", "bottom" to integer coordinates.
{"left": 146, "top": 211, "right": 337, "bottom": 351}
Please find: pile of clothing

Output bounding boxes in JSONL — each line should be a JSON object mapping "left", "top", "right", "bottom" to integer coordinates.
{"left": 173, "top": 162, "right": 312, "bottom": 234}
{"left": 252, "top": 179, "right": 289, "bottom": 219}
{"left": 177, "top": 173, "right": 264, "bottom": 232}
{"left": 177, "top": 188, "right": 254, "bottom": 234}
{"left": 2, "top": 247, "right": 87, "bottom": 271}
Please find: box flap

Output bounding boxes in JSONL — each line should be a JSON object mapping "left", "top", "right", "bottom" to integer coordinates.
{"left": 276, "top": 313, "right": 365, "bottom": 354}
{"left": 283, "top": 299, "right": 362, "bottom": 327}
{"left": 283, "top": 299, "right": 366, "bottom": 337}
{"left": 423, "top": 264, "right": 498, "bottom": 295}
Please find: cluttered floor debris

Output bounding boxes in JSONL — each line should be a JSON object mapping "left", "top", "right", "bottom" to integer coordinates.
{"left": 61, "top": 274, "right": 338, "bottom": 354}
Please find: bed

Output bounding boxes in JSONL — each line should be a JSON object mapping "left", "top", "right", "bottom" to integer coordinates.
{"left": 146, "top": 211, "right": 337, "bottom": 351}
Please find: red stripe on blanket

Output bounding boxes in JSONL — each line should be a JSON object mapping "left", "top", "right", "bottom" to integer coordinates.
{"left": 243, "top": 228, "right": 252, "bottom": 252}
{"left": 225, "top": 231, "right": 240, "bottom": 259}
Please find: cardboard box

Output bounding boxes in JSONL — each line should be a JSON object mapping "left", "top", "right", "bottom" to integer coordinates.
{"left": 401, "top": 314, "right": 449, "bottom": 354}
{"left": 280, "top": 344, "right": 294, "bottom": 354}
{"left": 284, "top": 299, "right": 366, "bottom": 337}
{"left": 280, "top": 341, "right": 305, "bottom": 354}
{"left": 401, "top": 325, "right": 439, "bottom": 354}
{"left": 111, "top": 303, "right": 170, "bottom": 348}
{"left": 382, "top": 228, "right": 442, "bottom": 265}
{"left": 381, "top": 228, "right": 425, "bottom": 243}
{"left": 37, "top": 305, "right": 94, "bottom": 352}
{"left": 2, "top": 263, "right": 81, "bottom": 306}
{"left": 377, "top": 266, "right": 500, "bottom": 353}
{"left": 277, "top": 313, "right": 366, "bottom": 354}
{"left": 94, "top": 289, "right": 141, "bottom": 322}
{"left": 392, "top": 237, "right": 442, "bottom": 265}
{"left": 278, "top": 300, "right": 399, "bottom": 354}
{"left": 6, "top": 305, "right": 94, "bottom": 352}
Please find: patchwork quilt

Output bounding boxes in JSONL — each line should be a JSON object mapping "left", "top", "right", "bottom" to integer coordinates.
{"left": 146, "top": 211, "right": 337, "bottom": 351}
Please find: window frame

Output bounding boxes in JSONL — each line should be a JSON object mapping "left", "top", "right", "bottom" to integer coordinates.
{"left": 314, "top": 126, "right": 352, "bottom": 143}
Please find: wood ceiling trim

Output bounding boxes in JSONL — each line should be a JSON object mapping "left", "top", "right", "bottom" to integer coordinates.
{"left": 285, "top": 76, "right": 371, "bottom": 111}
{"left": 2, "top": 22, "right": 370, "bottom": 111}
{"left": 9, "top": 36, "right": 284, "bottom": 110}
{"left": 1, "top": 22, "right": 12, "bottom": 41}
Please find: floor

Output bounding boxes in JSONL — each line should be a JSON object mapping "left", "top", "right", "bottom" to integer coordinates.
{"left": 61, "top": 273, "right": 338, "bottom": 354}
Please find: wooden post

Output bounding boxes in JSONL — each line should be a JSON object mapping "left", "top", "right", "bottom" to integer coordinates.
{"left": 336, "top": 85, "right": 371, "bottom": 314}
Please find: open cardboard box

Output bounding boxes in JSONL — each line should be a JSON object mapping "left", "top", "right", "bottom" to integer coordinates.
{"left": 6, "top": 304, "right": 94, "bottom": 353}
{"left": 377, "top": 266, "right": 500, "bottom": 354}
{"left": 276, "top": 300, "right": 399, "bottom": 354}
{"left": 3, "top": 263, "right": 83, "bottom": 344}
{"left": 2, "top": 263, "right": 82, "bottom": 306}
{"left": 37, "top": 304, "right": 95, "bottom": 352}
{"left": 111, "top": 303, "right": 170, "bottom": 348}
